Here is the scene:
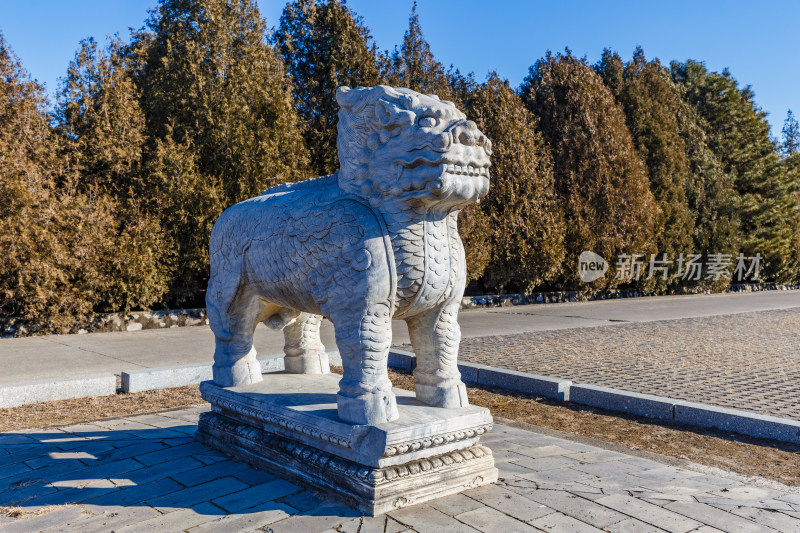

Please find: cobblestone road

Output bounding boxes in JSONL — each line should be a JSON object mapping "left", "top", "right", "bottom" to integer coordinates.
{"left": 2, "top": 406, "right": 799, "bottom": 532}
{"left": 453, "top": 308, "right": 800, "bottom": 421}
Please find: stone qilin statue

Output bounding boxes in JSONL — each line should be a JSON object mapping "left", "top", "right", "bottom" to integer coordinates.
{"left": 206, "top": 85, "right": 491, "bottom": 425}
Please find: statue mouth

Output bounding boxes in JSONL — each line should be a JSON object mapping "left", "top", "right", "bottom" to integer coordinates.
{"left": 395, "top": 157, "right": 491, "bottom": 178}
{"left": 440, "top": 163, "right": 489, "bottom": 177}
{"left": 394, "top": 160, "right": 490, "bottom": 205}
{"left": 390, "top": 149, "right": 490, "bottom": 204}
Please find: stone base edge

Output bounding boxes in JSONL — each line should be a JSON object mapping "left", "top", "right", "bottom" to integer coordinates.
{"left": 195, "top": 411, "right": 498, "bottom": 516}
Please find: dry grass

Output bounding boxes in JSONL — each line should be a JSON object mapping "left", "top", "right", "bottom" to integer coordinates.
{"left": 1, "top": 367, "right": 798, "bottom": 486}
{"left": 0, "top": 386, "right": 203, "bottom": 433}
{"left": 0, "top": 505, "right": 69, "bottom": 519}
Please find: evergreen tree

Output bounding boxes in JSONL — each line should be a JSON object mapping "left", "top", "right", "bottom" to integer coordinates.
{"left": 677, "top": 105, "right": 741, "bottom": 290}
{"left": 56, "top": 37, "right": 171, "bottom": 312}
{"left": 446, "top": 68, "right": 478, "bottom": 108}
{"left": 130, "top": 0, "right": 310, "bottom": 304}
{"left": 598, "top": 49, "right": 740, "bottom": 291}
{"left": 463, "top": 74, "right": 565, "bottom": 292}
{"left": 457, "top": 204, "right": 493, "bottom": 286}
{"left": 782, "top": 110, "right": 799, "bottom": 157}
{"left": 145, "top": 128, "right": 225, "bottom": 304}
{"left": 597, "top": 49, "right": 695, "bottom": 290}
{"left": 522, "top": 51, "right": 660, "bottom": 289}
{"left": 273, "top": 0, "right": 379, "bottom": 176}
{"left": 379, "top": 2, "right": 452, "bottom": 98}
{"left": 596, "top": 49, "right": 624, "bottom": 98}
{"left": 0, "top": 32, "right": 120, "bottom": 331}
{"left": 672, "top": 61, "right": 799, "bottom": 281}
{"left": 57, "top": 38, "right": 143, "bottom": 195}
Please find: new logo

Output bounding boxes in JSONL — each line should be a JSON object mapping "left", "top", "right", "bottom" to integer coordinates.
{"left": 578, "top": 251, "right": 608, "bottom": 282}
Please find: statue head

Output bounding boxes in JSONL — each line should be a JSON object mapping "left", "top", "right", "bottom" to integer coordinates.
{"left": 336, "top": 85, "right": 491, "bottom": 211}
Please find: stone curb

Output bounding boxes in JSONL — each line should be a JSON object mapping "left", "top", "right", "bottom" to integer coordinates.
{"left": 121, "top": 354, "right": 310, "bottom": 393}
{"left": 385, "top": 349, "right": 570, "bottom": 401}
{"left": 121, "top": 350, "right": 344, "bottom": 393}
{"left": 0, "top": 374, "right": 116, "bottom": 408}
{"left": 5, "top": 286, "right": 800, "bottom": 338}
{"left": 674, "top": 401, "right": 800, "bottom": 444}
{"left": 462, "top": 362, "right": 570, "bottom": 401}
{"left": 382, "top": 350, "right": 800, "bottom": 445}
{"left": 459, "top": 284, "right": 800, "bottom": 309}
{"left": 568, "top": 384, "right": 677, "bottom": 421}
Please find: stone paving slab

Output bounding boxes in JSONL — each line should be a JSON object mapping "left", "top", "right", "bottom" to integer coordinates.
{"left": 1, "top": 407, "right": 800, "bottom": 532}
{"left": 452, "top": 308, "right": 800, "bottom": 421}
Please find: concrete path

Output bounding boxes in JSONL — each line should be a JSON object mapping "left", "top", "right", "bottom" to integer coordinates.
{"left": 1, "top": 291, "right": 799, "bottom": 385}
{"left": 1, "top": 405, "right": 798, "bottom": 532}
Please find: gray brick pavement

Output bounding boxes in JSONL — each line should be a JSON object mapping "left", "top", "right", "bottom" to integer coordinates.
{"left": 1, "top": 407, "right": 799, "bottom": 532}
{"left": 447, "top": 308, "right": 800, "bottom": 421}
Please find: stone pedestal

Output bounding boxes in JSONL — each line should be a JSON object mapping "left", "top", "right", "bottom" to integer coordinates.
{"left": 195, "top": 372, "right": 497, "bottom": 515}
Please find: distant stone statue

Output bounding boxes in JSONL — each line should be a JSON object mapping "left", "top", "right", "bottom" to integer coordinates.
{"left": 206, "top": 85, "right": 491, "bottom": 425}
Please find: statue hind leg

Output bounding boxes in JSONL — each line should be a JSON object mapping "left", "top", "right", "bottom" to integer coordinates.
{"left": 283, "top": 312, "right": 330, "bottom": 374}
{"left": 209, "top": 285, "right": 268, "bottom": 387}
{"left": 406, "top": 299, "right": 469, "bottom": 408}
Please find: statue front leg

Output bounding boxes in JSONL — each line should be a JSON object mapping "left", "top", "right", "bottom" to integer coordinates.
{"left": 329, "top": 302, "right": 398, "bottom": 425}
{"left": 406, "top": 300, "right": 468, "bottom": 408}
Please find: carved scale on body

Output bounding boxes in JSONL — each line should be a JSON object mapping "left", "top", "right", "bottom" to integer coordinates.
{"left": 382, "top": 203, "right": 460, "bottom": 318}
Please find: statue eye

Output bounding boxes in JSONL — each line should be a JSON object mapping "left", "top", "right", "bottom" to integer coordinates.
{"left": 418, "top": 116, "right": 437, "bottom": 128}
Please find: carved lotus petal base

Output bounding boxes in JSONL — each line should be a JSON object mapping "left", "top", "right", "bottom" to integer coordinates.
{"left": 196, "top": 372, "right": 497, "bottom": 515}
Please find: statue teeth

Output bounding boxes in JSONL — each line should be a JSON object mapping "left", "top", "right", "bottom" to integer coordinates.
{"left": 447, "top": 164, "right": 455, "bottom": 172}
{"left": 454, "top": 165, "right": 461, "bottom": 174}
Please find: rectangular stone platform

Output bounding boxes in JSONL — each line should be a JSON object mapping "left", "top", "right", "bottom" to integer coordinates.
{"left": 195, "top": 373, "right": 497, "bottom": 515}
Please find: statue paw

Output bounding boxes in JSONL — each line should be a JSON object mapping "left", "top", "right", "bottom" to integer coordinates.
{"left": 284, "top": 351, "right": 331, "bottom": 374}
{"left": 337, "top": 390, "right": 399, "bottom": 425}
{"left": 212, "top": 347, "right": 263, "bottom": 387}
{"left": 415, "top": 380, "right": 469, "bottom": 408}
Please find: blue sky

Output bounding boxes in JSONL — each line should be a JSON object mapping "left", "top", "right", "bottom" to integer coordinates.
{"left": 1, "top": 0, "right": 798, "bottom": 136}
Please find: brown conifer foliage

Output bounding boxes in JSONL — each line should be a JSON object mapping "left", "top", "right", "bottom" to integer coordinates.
{"left": 274, "top": 0, "right": 380, "bottom": 176}
{"left": 522, "top": 52, "right": 660, "bottom": 289}
{"left": 0, "top": 33, "right": 121, "bottom": 331}
{"left": 463, "top": 74, "right": 566, "bottom": 292}
{"left": 56, "top": 37, "right": 172, "bottom": 312}
{"left": 599, "top": 49, "right": 696, "bottom": 291}
{"left": 599, "top": 49, "right": 742, "bottom": 292}
{"left": 130, "top": 0, "right": 310, "bottom": 304}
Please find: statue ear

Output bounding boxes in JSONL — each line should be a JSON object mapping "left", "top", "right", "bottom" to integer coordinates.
{"left": 375, "top": 98, "right": 415, "bottom": 128}
{"left": 337, "top": 86, "right": 370, "bottom": 113}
